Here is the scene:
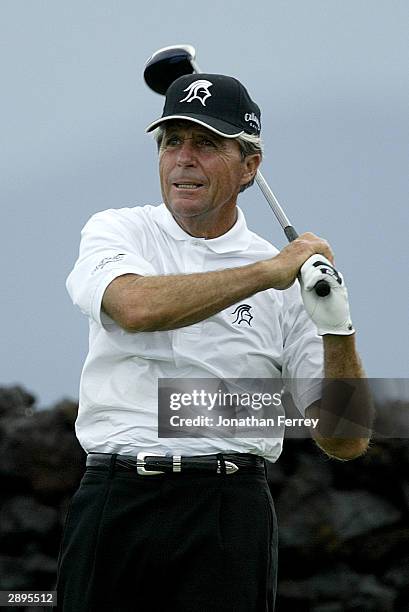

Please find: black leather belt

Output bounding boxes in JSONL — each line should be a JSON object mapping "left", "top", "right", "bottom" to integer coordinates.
{"left": 86, "top": 452, "right": 265, "bottom": 476}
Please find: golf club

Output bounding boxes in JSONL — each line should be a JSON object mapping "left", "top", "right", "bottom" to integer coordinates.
{"left": 144, "top": 44, "right": 330, "bottom": 297}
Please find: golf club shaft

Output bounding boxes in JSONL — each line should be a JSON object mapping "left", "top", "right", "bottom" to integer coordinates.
{"left": 254, "top": 172, "right": 298, "bottom": 241}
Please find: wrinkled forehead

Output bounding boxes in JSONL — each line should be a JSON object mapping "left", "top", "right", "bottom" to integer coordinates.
{"left": 162, "top": 119, "right": 224, "bottom": 138}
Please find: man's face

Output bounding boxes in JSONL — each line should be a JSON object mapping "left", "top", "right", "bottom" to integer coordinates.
{"left": 158, "top": 121, "right": 254, "bottom": 228}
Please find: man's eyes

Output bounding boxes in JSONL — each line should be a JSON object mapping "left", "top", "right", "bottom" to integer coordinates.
{"left": 196, "top": 139, "right": 219, "bottom": 151}
{"left": 165, "top": 136, "right": 183, "bottom": 146}
{"left": 197, "top": 137, "right": 218, "bottom": 147}
{"left": 164, "top": 136, "right": 219, "bottom": 149}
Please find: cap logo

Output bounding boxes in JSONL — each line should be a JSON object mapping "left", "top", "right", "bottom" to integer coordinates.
{"left": 179, "top": 79, "right": 213, "bottom": 106}
{"left": 244, "top": 112, "right": 260, "bottom": 132}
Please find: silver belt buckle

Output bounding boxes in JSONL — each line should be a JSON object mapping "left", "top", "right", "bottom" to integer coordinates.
{"left": 137, "top": 451, "right": 165, "bottom": 476}
{"left": 217, "top": 460, "right": 239, "bottom": 475}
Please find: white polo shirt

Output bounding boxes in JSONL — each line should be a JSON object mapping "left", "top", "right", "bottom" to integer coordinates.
{"left": 66, "top": 203, "right": 323, "bottom": 462}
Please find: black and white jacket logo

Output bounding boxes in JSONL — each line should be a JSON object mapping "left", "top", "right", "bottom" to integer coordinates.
{"left": 179, "top": 80, "right": 213, "bottom": 106}
{"left": 231, "top": 304, "right": 253, "bottom": 326}
{"left": 92, "top": 253, "right": 126, "bottom": 275}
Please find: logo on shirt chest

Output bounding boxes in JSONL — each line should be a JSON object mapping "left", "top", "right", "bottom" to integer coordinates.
{"left": 231, "top": 304, "right": 253, "bottom": 326}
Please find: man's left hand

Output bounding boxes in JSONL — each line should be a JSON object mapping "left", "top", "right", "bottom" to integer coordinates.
{"left": 300, "top": 254, "right": 355, "bottom": 336}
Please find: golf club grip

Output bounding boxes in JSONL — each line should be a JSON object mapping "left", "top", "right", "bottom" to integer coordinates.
{"left": 284, "top": 226, "right": 331, "bottom": 297}
{"left": 284, "top": 225, "right": 298, "bottom": 242}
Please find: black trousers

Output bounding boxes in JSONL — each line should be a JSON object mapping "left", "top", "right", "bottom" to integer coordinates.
{"left": 56, "top": 454, "right": 278, "bottom": 612}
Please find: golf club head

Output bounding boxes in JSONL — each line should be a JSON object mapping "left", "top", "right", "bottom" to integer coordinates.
{"left": 144, "top": 44, "right": 198, "bottom": 95}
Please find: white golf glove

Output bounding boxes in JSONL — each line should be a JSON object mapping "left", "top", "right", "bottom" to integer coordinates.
{"left": 300, "top": 254, "right": 355, "bottom": 336}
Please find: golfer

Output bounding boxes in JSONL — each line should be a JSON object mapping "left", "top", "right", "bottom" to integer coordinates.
{"left": 56, "top": 73, "right": 371, "bottom": 611}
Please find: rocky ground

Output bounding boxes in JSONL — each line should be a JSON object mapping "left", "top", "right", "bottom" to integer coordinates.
{"left": 0, "top": 385, "right": 408, "bottom": 611}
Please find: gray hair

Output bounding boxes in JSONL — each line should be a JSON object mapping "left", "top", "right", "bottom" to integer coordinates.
{"left": 235, "top": 132, "right": 264, "bottom": 192}
{"left": 152, "top": 124, "right": 263, "bottom": 193}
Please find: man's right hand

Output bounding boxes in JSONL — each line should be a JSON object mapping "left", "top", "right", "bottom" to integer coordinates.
{"left": 268, "top": 232, "right": 335, "bottom": 290}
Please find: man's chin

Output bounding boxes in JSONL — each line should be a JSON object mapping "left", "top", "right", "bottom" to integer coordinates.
{"left": 166, "top": 199, "right": 209, "bottom": 219}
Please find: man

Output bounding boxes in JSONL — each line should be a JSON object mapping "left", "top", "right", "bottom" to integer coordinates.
{"left": 56, "top": 73, "right": 372, "bottom": 611}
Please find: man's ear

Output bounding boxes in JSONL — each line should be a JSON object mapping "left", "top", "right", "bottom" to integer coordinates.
{"left": 240, "top": 154, "right": 261, "bottom": 186}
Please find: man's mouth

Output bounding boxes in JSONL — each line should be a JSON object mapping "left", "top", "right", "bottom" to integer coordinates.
{"left": 173, "top": 182, "right": 204, "bottom": 190}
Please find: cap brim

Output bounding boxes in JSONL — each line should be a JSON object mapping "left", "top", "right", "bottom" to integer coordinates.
{"left": 145, "top": 114, "right": 244, "bottom": 138}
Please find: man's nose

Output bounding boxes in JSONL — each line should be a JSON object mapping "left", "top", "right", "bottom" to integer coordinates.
{"left": 176, "top": 139, "right": 197, "bottom": 166}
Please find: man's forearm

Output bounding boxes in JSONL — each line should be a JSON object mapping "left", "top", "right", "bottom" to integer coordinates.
{"left": 103, "top": 260, "right": 274, "bottom": 332}
{"left": 102, "top": 231, "right": 338, "bottom": 333}
{"left": 313, "top": 335, "right": 374, "bottom": 460}
{"left": 323, "top": 334, "right": 364, "bottom": 378}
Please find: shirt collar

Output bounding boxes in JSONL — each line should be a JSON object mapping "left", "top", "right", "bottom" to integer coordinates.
{"left": 153, "top": 203, "right": 252, "bottom": 253}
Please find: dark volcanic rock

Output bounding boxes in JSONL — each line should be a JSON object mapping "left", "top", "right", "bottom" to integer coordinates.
{"left": 383, "top": 555, "right": 409, "bottom": 590}
{"left": 279, "top": 564, "right": 397, "bottom": 611}
{"left": 328, "top": 489, "right": 401, "bottom": 540}
{"left": 0, "top": 497, "right": 59, "bottom": 551}
{"left": 275, "top": 452, "right": 335, "bottom": 554}
{"left": 0, "top": 386, "right": 35, "bottom": 418}
{"left": 0, "top": 386, "right": 86, "bottom": 596}
{"left": 0, "top": 555, "right": 28, "bottom": 590}
{"left": 0, "top": 398, "right": 85, "bottom": 499}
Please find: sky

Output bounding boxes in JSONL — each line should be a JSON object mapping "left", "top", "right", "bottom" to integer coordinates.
{"left": 1, "top": 1, "right": 408, "bottom": 408}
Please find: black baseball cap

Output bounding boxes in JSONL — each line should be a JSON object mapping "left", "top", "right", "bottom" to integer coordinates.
{"left": 145, "top": 73, "right": 261, "bottom": 138}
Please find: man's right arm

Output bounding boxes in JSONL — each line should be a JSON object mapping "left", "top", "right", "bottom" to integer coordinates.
{"left": 102, "top": 261, "right": 272, "bottom": 332}
{"left": 102, "top": 232, "right": 333, "bottom": 332}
